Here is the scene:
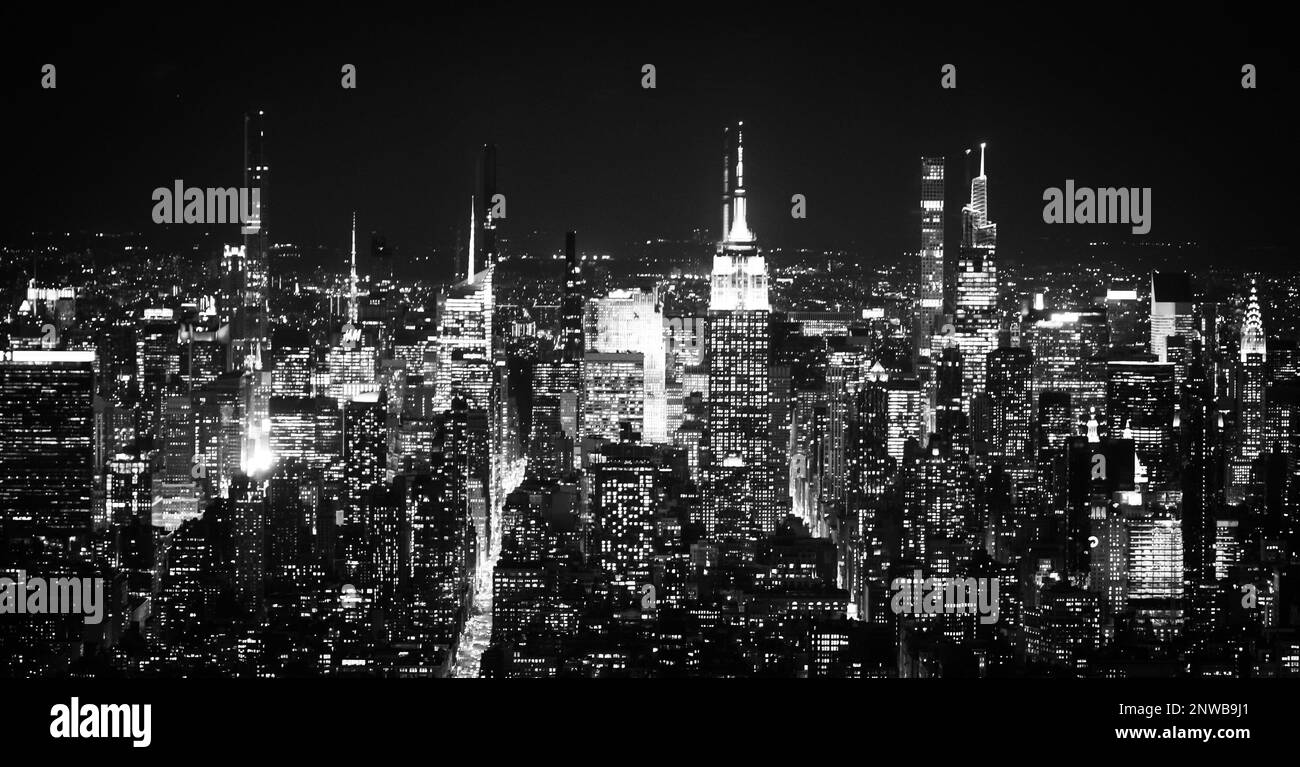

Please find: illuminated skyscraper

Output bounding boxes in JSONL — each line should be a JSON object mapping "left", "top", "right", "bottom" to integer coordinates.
{"left": 156, "top": 394, "right": 204, "bottom": 530}
{"left": 228, "top": 110, "right": 270, "bottom": 374}
{"left": 885, "top": 374, "right": 923, "bottom": 464}
{"left": 581, "top": 352, "right": 645, "bottom": 444}
{"left": 407, "top": 468, "right": 474, "bottom": 664}
{"left": 549, "top": 231, "right": 586, "bottom": 467}
{"left": 934, "top": 345, "right": 965, "bottom": 448}
{"left": 342, "top": 390, "right": 387, "bottom": 588}
{"left": 964, "top": 143, "right": 997, "bottom": 248}
{"left": 1024, "top": 308, "right": 1109, "bottom": 430}
{"left": 229, "top": 474, "right": 266, "bottom": 613}
{"left": 1180, "top": 345, "right": 1225, "bottom": 646}
{"left": 664, "top": 313, "right": 705, "bottom": 436}
{"left": 1101, "top": 285, "right": 1144, "bottom": 352}
{"left": 469, "top": 144, "right": 499, "bottom": 278}
{"left": 1107, "top": 360, "right": 1176, "bottom": 484}
{"left": 953, "top": 143, "right": 999, "bottom": 408}
{"left": 585, "top": 288, "right": 666, "bottom": 443}
{"left": 435, "top": 199, "right": 494, "bottom": 415}
{"left": 106, "top": 452, "right": 153, "bottom": 605}
{"left": 1125, "top": 493, "right": 1184, "bottom": 640}
{"left": 592, "top": 439, "right": 657, "bottom": 598}
{"left": 1023, "top": 582, "right": 1100, "bottom": 671}
{"left": 1234, "top": 280, "right": 1266, "bottom": 490}
{"left": 270, "top": 326, "right": 313, "bottom": 397}
{"left": 327, "top": 216, "right": 380, "bottom": 404}
{"left": 135, "top": 307, "right": 182, "bottom": 441}
{"left": 192, "top": 373, "right": 245, "bottom": 497}
{"left": 900, "top": 445, "right": 975, "bottom": 573}
{"left": 560, "top": 231, "right": 585, "bottom": 362}
{"left": 917, "top": 156, "right": 946, "bottom": 396}
{"left": 1150, "top": 271, "right": 1195, "bottom": 363}
{"left": 705, "top": 122, "right": 777, "bottom": 535}
{"left": 986, "top": 346, "right": 1034, "bottom": 472}
{"left": 219, "top": 112, "right": 275, "bottom": 506}
{"left": 0, "top": 350, "right": 96, "bottom": 541}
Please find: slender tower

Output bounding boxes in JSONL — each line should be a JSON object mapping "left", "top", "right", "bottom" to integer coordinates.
{"left": 1235, "top": 280, "right": 1266, "bottom": 487}
{"left": 223, "top": 111, "right": 271, "bottom": 373}
{"left": 721, "top": 126, "right": 732, "bottom": 241}
{"left": 239, "top": 110, "right": 270, "bottom": 371}
{"left": 469, "top": 144, "right": 497, "bottom": 277}
{"left": 954, "top": 141, "right": 999, "bottom": 408}
{"left": 917, "top": 156, "right": 946, "bottom": 411}
{"left": 236, "top": 111, "right": 273, "bottom": 483}
{"left": 468, "top": 195, "right": 476, "bottom": 281}
{"left": 560, "top": 231, "right": 585, "bottom": 361}
{"left": 349, "top": 211, "right": 359, "bottom": 324}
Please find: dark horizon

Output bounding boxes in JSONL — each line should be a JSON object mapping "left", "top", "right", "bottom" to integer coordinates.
{"left": 2, "top": 3, "right": 1295, "bottom": 276}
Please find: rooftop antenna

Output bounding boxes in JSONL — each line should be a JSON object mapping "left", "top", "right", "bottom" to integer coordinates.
{"left": 349, "top": 211, "right": 358, "bottom": 324}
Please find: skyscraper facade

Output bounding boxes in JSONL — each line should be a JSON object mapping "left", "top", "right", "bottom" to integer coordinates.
{"left": 705, "top": 123, "right": 777, "bottom": 536}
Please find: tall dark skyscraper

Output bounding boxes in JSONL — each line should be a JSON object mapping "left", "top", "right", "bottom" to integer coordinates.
{"left": 467, "top": 144, "right": 499, "bottom": 278}
{"left": 370, "top": 233, "right": 392, "bottom": 283}
{"left": 231, "top": 110, "right": 270, "bottom": 374}
{"left": 343, "top": 390, "right": 388, "bottom": 590}
{"left": 1106, "top": 360, "right": 1176, "bottom": 484}
{"left": 1181, "top": 341, "right": 1225, "bottom": 648}
{"left": 560, "top": 231, "right": 584, "bottom": 362}
{"left": 917, "top": 155, "right": 946, "bottom": 404}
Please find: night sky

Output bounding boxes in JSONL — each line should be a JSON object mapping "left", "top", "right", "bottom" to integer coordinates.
{"left": 1, "top": 3, "right": 1294, "bottom": 275}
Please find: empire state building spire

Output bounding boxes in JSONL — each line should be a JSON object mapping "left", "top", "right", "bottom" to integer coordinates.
{"left": 348, "top": 211, "right": 359, "bottom": 324}
{"left": 710, "top": 121, "right": 768, "bottom": 312}
{"left": 468, "top": 194, "right": 476, "bottom": 281}
{"left": 724, "top": 122, "right": 756, "bottom": 246}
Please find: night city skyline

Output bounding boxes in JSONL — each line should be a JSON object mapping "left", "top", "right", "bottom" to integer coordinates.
{"left": 2, "top": 8, "right": 1299, "bottom": 753}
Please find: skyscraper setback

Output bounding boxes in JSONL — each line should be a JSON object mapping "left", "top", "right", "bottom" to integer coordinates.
{"left": 951, "top": 143, "right": 999, "bottom": 412}
{"left": 705, "top": 123, "right": 777, "bottom": 537}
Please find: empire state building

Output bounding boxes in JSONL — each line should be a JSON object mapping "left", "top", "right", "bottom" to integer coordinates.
{"left": 705, "top": 122, "right": 777, "bottom": 541}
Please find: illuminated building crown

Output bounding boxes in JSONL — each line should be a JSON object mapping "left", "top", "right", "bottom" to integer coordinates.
{"left": 1241, "top": 280, "right": 1266, "bottom": 362}
{"left": 710, "top": 122, "right": 769, "bottom": 312}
